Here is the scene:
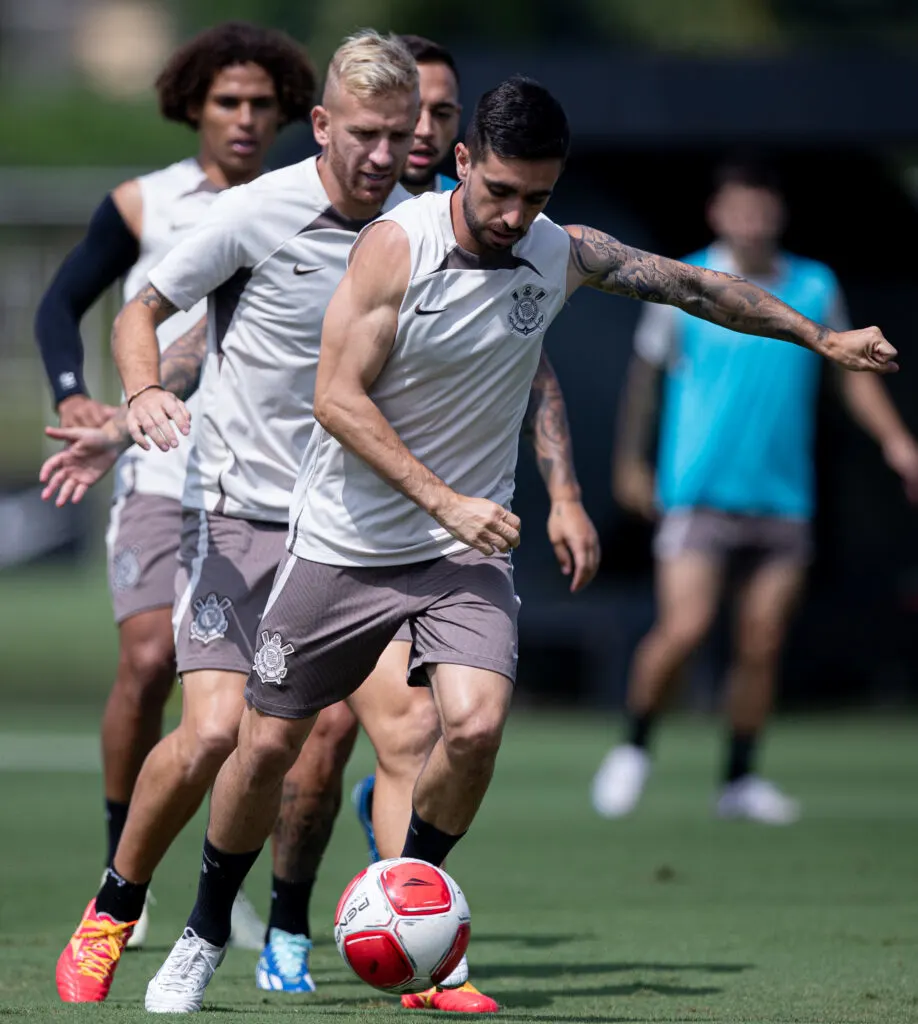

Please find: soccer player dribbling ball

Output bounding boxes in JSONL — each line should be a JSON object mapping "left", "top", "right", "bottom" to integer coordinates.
{"left": 131, "top": 76, "right": 897, "bottom": 1013}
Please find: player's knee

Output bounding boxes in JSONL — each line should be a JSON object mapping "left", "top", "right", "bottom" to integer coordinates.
{"left": 117, "top": 633, "right": 176, "bottom": 707}
{"left": 242, "top": 723, "right": 304, "bottom": 783}
{"left": 736, "top": 617, "right": 785, "bottom": 668}
{"left": 442, "top": 711, "right": 504, "bottom": 766}
{"left": 309, "top": 703, "right": 359, "bottom": 766}
{"left": 176, "top": 717, "right": 238, "bottom": 781}
{"left": 375, "top": 700, "right": 439, "bottom": 777}
{"left": 658, "top": 613, "right": 712, "bottom": 658}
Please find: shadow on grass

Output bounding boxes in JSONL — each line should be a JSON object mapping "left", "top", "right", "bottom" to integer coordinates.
{"left": 472, "top": 961, "right": 752, "bottom": 980}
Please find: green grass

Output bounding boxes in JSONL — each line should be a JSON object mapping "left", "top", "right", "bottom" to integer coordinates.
{"left": 1, "top": 709, "right": 916, "bottom": 1022}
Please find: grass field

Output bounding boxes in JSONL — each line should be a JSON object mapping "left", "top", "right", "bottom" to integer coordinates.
{"left": 1, "top": 707, "right": 916, "bottom": 1023}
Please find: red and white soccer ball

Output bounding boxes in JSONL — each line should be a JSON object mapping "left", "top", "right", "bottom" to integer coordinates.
{"left": 334, "top": 857, "right": 471, "bottom": 994}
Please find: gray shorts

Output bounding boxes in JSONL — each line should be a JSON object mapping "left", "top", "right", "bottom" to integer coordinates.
{"left": 173, "top": 509, "right": 288, "bottom": 676}
{"left": 654, "top": 508, "right": 812, "bottom": 566}
{"left": 106, "top": 493, "right": 182, "bottom": 624}
{"left": 244, "top": 547, "right": 519, "bottom": 719}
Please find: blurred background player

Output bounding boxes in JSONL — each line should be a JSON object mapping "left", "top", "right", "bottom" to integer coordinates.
{"left": 33, "top": 21, "right": 315, "bottom": 947}
{"left": 592, "top": 156, "right": 918, "bottom": 825}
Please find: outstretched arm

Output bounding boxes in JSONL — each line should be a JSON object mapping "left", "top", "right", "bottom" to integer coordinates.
{"left": 39, "top": 316, "right": 208, "bottom": 505}
{"left": 314, "top": 221, "right": 520, "bottom": 556}
{"left": 523, "top": 352, "right": 600, "bottom": 590}
{"left": 564, "top": 225, "right": 898, "bottom": 373}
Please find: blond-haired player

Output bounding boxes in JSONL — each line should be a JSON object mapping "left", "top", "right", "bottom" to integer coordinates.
{"left": 52, "top": 30, "right": 420, "bottom": 1006}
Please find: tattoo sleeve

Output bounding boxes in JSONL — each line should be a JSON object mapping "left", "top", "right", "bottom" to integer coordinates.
{"left": 566, "top": 225, "right": 831, "bottom": 353}
{"left": 159, "top": 316, "right": 207, "bottom": 402}
{"left": 522, "top": 351, "right": 582, "bottom": 502}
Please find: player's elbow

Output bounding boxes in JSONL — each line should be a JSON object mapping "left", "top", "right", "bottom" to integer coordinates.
{"left": 313, "top": 384, "right": 351, "bottom": 437}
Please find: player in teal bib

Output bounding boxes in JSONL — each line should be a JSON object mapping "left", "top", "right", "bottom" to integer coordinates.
{"left": 593, "top": 157, "right": 918, "bottom": 825}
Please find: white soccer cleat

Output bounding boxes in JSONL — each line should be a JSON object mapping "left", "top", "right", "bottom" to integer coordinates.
{"left": 229, "top": 889, "right": 266, "bottom": 951}
{"left": 439, "top": 952, "right": 470, "bottom": 989}
{"left": 715, "top": 776, "right": 801, "bottom": 825}
{"left": 145, "top": 927, "right": 226, "bottom": 1013}
{"left": 591, "top": 744, "right": 651, "bottom": 818}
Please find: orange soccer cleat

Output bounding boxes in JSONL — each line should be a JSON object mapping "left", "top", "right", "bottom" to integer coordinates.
{"left": 402, "top": 981, "right": 500, "bottom": 1013}
{"left": 56, "top": 899, "right": 136, "bottom": 1003}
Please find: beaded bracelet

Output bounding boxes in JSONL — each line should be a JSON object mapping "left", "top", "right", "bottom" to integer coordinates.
{"left": 126, "top": 383, "right": 165, "bottom": 407}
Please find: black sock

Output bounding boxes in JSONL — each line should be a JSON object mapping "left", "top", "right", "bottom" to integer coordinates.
{"left": 105, "top": 800, "right": 130, "bottom": 868}
{"left": 266, "top": 875, "right": 314, "bottom": 941}
{"left": 95, "top": 866, "right": 149, "bottom": 924}
{"left": 186, "top": 837, "right": 262, "bottom": 947}
{"left": 725, "top": 732, "right": 758, "bottom": 783}
{"left": 401, "top": 808, "right": 465, "bottom": 867}
{"left": 627, "top": 711, "right": 656, "bottom": 750}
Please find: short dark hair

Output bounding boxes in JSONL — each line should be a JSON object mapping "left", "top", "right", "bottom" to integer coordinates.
{"left": 713, "top": 152, "right": 783, "bottom": 195}
{"left": 465, "top": 76, "right": 570, "bottom": 164}
{"left": 156, "top": 21, "right": 316, "bottom": 129}
{"left": 398, "top": 34, "right": 460, "bottom": 85}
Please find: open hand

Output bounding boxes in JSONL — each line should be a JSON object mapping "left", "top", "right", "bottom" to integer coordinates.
{"left": 435, "top": 495, "right": 521, "bottom": 556}
{"left": 547, "top": 499, "right": 601, "bottom": 592}
{"left": 40, "top": 425, "right": 121, "bottom": 506}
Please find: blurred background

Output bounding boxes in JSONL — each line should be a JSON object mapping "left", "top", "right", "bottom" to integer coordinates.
{"left": 3, "top": 0, "right": 918, "bottom": 717}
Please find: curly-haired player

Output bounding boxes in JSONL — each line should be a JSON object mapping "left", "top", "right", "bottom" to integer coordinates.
{"left": 35, "top": 21, "right": 314, "bottom": 965}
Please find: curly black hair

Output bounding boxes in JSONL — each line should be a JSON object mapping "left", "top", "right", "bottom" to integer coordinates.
{"left": 155, "top": 21, "right": 316, "bottom": 128}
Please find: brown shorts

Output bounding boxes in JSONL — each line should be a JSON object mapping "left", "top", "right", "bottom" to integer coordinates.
{"left": 106, "top": 493, "right": 182, "bottom": 624}
{"left": 173, "top": 509, "right": 288, "bottom": 676}
{"left": 654, "top": 508, "right": 812, "bottom": 566}
{"left": 244, "top": 547, "right": 519, "bottom": 719}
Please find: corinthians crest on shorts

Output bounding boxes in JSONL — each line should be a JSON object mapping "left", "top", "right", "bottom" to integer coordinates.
{"left": 112, "top": 545, "right": 142, "bottom": 590}
{"left": 190, "top": 592, "right": 232, "bottom": 644}
{"left": 253, "top": 631, "right": 295, "bottom": 685}
{"left": 507, "top": 284, "right": 547, "bottom": 337}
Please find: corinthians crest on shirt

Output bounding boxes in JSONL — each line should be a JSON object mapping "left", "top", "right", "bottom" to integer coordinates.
{"left": 507, "top": 284, "right": 547, "bottom": 337}
{"left": 190, "top": 592, "right": 232, "bottom": 644}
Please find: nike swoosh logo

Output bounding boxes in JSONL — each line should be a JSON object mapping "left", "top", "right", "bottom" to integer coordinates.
{"left": 294, "top": 264, "right": 322, "bottom": 276}
{"left": 169, "top": 223, "right": 196, "bottom": 232}
{"left": 414, "top": 302, "right": 447, "bottom": 316}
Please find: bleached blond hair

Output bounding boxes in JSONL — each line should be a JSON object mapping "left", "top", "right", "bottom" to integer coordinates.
{"left": 323, "top": 29, "right": 418, "bottom": 104}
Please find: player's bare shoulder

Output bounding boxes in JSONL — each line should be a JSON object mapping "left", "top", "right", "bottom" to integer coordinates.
{"left": 111, "top": 179, "right": 144, "bottom": 239}
{"left": 348, "top": 220, "right": 411, "bottom": 304}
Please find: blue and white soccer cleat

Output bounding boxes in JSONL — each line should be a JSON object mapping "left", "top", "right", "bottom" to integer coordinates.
{"left": 351, "top": 775, "right": 380, "bottom": 863}
{"left": 255, "top": 929, "right": 316, "bottom": 993}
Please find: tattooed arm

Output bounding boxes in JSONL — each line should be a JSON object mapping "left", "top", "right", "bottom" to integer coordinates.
{"left": 39, "top": 316, "right": 209, "bottom": 506}
{"left": 523, "top": 351, "right": 581, "bottom": 502}
{"left": 564, "top": 225, "right": 898, "bottom": 373}
{"left": 523, "top": 352, "right": 601, "bottom": 591}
